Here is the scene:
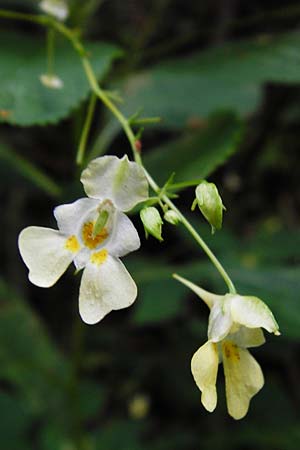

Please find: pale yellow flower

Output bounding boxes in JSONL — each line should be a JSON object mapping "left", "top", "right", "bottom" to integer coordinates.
{"left": 174, "top": 274, "right": 280, "bottom": 419}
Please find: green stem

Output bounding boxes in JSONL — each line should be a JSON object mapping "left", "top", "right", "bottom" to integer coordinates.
{"left": 169, "top": 178, "right": 205, "bottom": 191}
{"left": 0, "top": 7, "right": 236, "bottom": 293}
{"left": 141, "top": 169, "right": 236, "bottom": 294}
{"left": 76, "top": 93, "right": 97, "bottom": 165}
{"left": 0, "top": 9, "right": 47, "bottom": 24}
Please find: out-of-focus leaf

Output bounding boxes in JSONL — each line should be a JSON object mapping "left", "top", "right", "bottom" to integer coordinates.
{"left": 133, "top": 279, "right": 185, "bottom": 325}
{"left": 121, "top": 32, "right": 300, "bottom": 127}
{"left": 0, "top": 392, "right": 32, "bottom": 450}
{"left": 0, "top": 279, "right": 69, "bottom": 414}
{"left": 143, "top": 113, "right": 243, "bottom": 184}
{"left": 93, "top": 421, "right": 142, "bottom": 450}
{"left": 0, "top": 141, "right": 61, "bottom": 197}
{"left": 0, "top": 31, "right": 121, "bottom": 126}
{"left": 79, "top": 381, "right": 105, "bottom": 421}
{"left": 231, "top": 267, "right": 300, "bottom": 340}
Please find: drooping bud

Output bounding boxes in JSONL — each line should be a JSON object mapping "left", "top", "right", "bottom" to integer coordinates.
{"left": 39, "top": 0, "right": 69, "bottom": 21}
{"left": 193, "top": 181, "right": 225, "bottom": 234}
{"left": 164, "top": 210, "right": 180, "bottom": 225}
{"left": 140, "top": 207, "right": 163, "bottom": 241}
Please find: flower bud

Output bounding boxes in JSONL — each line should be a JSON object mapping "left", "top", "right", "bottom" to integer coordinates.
{"left": 164, "top": 210, "right": 180, "bottom": 225}
{"left": 40, "top": 74, "right": 63, "bottom": 90}
{"left": 39, "top": 0, "right": 69, "bottom": 21}
{"left": 140, "top": 207, "right": 163, "bottom": 241}
{"left": 193, "top": 181, "right": 225, "bottom": 234}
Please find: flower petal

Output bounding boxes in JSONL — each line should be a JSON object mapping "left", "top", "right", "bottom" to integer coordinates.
{"left": 54, "top": 197, "right": 99, "bottom": 236}
{"left": 229, "top": 295, "right": 280, "bottom": 335}
{"left": 230, "top": 327, "right": 265, "bottom": 348}
{"left": 208, "top": 298, "right": 233, "bottom": 342}
{"left": 191, "top": 341, "right": 219, "bottom": 412}
{"left": 81, "top": 155, "right": 148, "bottom": 211}
{"left": 18, "top": 226, "right": 73, "bottom": 287}
{"left": 222, "top": 341, "right": 264, "bottom": 420}
{"left": 79, "top": 255, "right": 137, "bottom": 324}
{"left": 107, "top": 211, "right": 140, "bottom": 257}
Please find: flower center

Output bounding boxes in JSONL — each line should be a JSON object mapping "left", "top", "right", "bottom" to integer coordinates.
{"left": 82, "top": 221, "right": 108, "bottom": 249}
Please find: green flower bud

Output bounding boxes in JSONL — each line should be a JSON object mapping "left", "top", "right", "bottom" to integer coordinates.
{"left": 140, "top": 207, "right": 163, "bottom": 241}
{"left": 164, "top": 210, "right": 180, "bottom": 225}
{"left": 193, "top": 181, "right": 225, "bottom": 234}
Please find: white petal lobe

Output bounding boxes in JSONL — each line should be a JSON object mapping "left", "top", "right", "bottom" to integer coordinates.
{"left": 230, "top": 327, "right": 265, "bottom": 348}
{"left": 79, "top": 255, "right": 137, "bottom": 324}
{"left": 208, "top": 300, "right": 233, "bottom": 342}
{"left": 108, "top": 211, "right": 140, "bottom": 257}
{"left": 54, "top": 197, "right": 99, "bottom": 236}
{"left": 230, "top": 295, "right": 279, "bottom": 335}
{"left": 18, "top": 226, "right": 73, "bottom": 287}
{"left": 191, "top": 341, "right": 219, "bottom": 412}
{"left": 81, "top": 155, "right": 148, "bottom": 211}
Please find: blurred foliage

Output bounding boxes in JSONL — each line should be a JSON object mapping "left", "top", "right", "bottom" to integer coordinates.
{"left": 0, "top": 0, "right": 299, "bottom": 449}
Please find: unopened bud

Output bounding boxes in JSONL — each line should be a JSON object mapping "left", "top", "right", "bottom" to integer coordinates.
{"left": 164, "top": 210, "right": 180, "bottom": 225}
{"left": 140, "top": 207, "right": 163, "bottom": 241}
{"left": 40, "top": 74, "right": 63, "bottom": 89}
{"left": 193, "top": 181, "right": 225, "bottom": 234}
{"left": 39, "top": 0, "right": 69, "bottom": 21}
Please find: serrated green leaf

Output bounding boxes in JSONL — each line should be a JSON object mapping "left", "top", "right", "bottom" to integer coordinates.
{"left": 143, "top": 113, "right": 243, "bottom": 185}
{"left": 0, "top": 31, "right": 121, "bottom": 126}
{"left": 121, "top": 31, "right": 300, "bottom": 127}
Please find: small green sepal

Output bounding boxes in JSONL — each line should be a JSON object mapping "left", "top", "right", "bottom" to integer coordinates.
{"left": 140, "top": 207, "right": 163, "bottom": 241}
{"left": 194, "top": 181, "right": 225, "bottom": 233}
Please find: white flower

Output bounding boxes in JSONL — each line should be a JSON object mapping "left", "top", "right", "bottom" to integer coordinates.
{"left": 40, "top": 74, "right": 64, "bottom": 89}
{"left": 39, "top": 0, "right": 69, "bottom": 21}
{"left": 18, "top": 155, "right": 148, "bottom": 325}
{"left": 173, "top": 274, "right": 280, "bottom": 420}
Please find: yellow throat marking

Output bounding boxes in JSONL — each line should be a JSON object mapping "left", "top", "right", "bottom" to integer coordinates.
{"left": 65, "top": 235, "right": 80, "bottom": 253}
{"left": 90, "top": 249, "right": 108, "bottom": 266}
{"left": 82, "top": 221, "right": 109, "bottom": 249}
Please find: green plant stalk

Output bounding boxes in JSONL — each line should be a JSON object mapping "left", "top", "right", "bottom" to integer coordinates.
{"left": 76, "top": 93, "right": 97, "bottom": 164}
{"left": 0, "top": 8, "right": 236, "bottom": 294}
